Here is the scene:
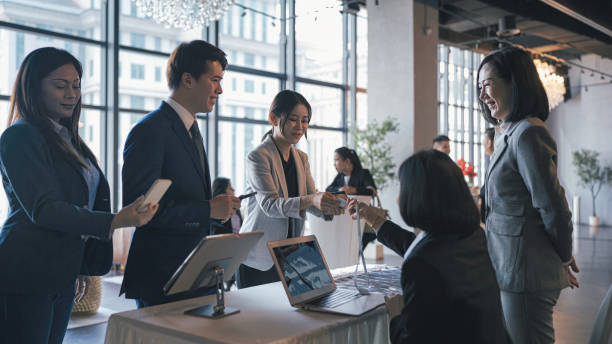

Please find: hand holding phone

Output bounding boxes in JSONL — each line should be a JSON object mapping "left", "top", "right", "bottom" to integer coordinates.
{"left": 138, "top": 179, "right": 172, "bottom": 212}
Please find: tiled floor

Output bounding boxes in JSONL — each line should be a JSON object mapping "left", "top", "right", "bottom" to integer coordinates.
{"left": 64, "top": 224, "right": 612, "bottom": 343}
{"left": 555, "top": 224, "right": 612, "bottom": 344}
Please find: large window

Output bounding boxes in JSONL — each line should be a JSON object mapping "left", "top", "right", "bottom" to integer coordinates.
{"left": 437, "top": 44, "right": 488, "bottom": 185}
{"left": 0, "top": 0, "right": 367, "bottom": 213}
{"left": 295, "top": 0, "right": 343, "bottom": 84}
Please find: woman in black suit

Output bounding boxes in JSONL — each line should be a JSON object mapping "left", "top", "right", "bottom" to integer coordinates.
{"left": 326, "top": 147, "right": 377, "bottom": 196}
{"left": 0, "top": 47, "right": 158, "bottom": 344}
{"left": 348, "top": 150, "right": 508, "bottom": 344}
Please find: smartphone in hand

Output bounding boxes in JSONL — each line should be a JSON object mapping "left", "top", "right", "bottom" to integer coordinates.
{"left": 138, "top": 179, "right": 172, "bottom": 212}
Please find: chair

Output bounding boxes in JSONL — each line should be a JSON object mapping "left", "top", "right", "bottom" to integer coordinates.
{"left": 589, "top": 283, "right": 612, "bottom": 344}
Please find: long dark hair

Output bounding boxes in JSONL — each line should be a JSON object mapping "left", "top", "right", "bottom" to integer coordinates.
{"left": 8, "top": 47, "right": 95, "bottom": 168}
{"left": 335, "top": 147, "right": 363, "bottom": 173}
{"left": 398, "top": 150, "right": 479, "bottom": 235}
{"left": 262, "top": 90, "right": 311, "bottom": 141}
{"left": 477, "top": 47, "right": 549, "bottom": 125}
{"left": 212, "top": 177, "right": 231, "bottom": 198}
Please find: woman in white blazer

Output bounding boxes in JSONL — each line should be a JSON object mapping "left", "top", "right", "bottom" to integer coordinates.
{"left": 237, "top": 90, "right": 343, "bottom": 288}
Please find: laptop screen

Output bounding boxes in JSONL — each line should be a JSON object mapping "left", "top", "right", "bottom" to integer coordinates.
{"left": 271, "top": 240, "right": 333, "bottom": 297}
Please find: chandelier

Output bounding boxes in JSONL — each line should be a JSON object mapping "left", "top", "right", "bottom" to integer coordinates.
{"left": 133, "top": 0, "right": 235, "bottom": 30}
{"left": 533, "top": 58, "right": 566, "bottom": 110}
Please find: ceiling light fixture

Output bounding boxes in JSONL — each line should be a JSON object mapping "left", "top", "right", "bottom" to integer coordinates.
{"left": 534, "top": 58, "right": 566, "bottom": 109}
{"left": 496, "top": 16, "right": 520, "bottom": 37}
{"left": 132, "top": 0, "right": 234, "bottom": 30}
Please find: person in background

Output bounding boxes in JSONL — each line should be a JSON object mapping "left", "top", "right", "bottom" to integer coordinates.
{"left": 120, "top": 40, "right": 241, "bottom": 308}
{"left": 326, "top": 147, "right": 377, "bottom": 196}
{"left": 326, "top": 147, "right": 378, "bottom": 249}
{"left": 477, "top": 46, "right": 578, "bottom": 343}
{"left": 210, "top": 177, "right": 242, "bottom": 291}
{"left": 0, "top": 47, "right": 157, "bottom": 344}
{"left": 211, "top": 177, "right": 243, "bottom": 235}
{"left": 348, "top": 150, "right": 508, "bottom": 344}
{"left": 238, "top": 90, "right": 343, "bottom": 289}
{"left": 432, "top": 134, "right": 451, "bottom": 155}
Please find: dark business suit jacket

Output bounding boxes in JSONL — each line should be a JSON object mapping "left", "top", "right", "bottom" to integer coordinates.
{"left": 325, "top": 169, "right": 376, "bottom": 196}
{"left": 121, "top": 102, "right": 214, "bottom": 302}
{"left": 485, "top": 117, "right": 572, "bottom": 292}
{"left": 376, "top": 221, "right": 508, "bottom": 344}
{"left": 0, "top": 120, "right": 114, "bottom": 295}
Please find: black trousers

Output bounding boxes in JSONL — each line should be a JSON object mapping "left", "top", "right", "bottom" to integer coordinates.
{"left": 0, "top": 281, "right": 75, "bottom": 344}
{"left": 235, "top": 264, "right": 280, "bottom": 289}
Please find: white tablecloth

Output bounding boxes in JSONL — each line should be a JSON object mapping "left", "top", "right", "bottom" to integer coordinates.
{"left": 104, "top": 281, "right": 389, "bottom": 344}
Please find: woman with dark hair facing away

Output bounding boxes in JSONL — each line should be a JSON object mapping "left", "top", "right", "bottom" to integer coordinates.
{"left": 477, "top": 46, "right": 578, "bottom": 343}
{"left": 238, "top": 90, "right": 344, "bottom": 289}
{"left": 348, "top": 150, "right": 508, "bottom": 343}
{"left": 0, "top": 47, "right": 158, "bottom": 344}
{"left": 326, "top": 147, "right": 377, "bottom": 196}
{"left": 210, "top": 177, "right": 243, "bottom": 235}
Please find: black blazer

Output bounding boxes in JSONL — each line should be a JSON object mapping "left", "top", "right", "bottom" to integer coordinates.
{"left": 121, "top": 102, "right": 214, "bottom": 301}
{"left": 0, "top": 120, "right": 114, "bottom": 294}
{"left": 376, "top": 221, "right": 508, "bottom": 344}
{"left": 325, "top": 169, "right": 376, "bottom": 196}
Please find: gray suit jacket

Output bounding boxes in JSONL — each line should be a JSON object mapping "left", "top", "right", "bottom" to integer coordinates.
{"left": 240, "top": 136, "right": 323, "bottom": 271}
{"left": 485, "top": 117, "right": 573, "bottom": 292}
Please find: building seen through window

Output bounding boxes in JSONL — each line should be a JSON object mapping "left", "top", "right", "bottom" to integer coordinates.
{"left": 0, "top": 0, "right": 377, "bottom": 220}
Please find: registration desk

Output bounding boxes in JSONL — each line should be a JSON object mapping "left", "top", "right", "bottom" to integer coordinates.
{"left": 105, "top": 266, "right": 400, "bottom": 344}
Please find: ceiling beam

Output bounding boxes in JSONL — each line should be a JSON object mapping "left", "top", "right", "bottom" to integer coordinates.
{"left": 539, "top": 0, "right": 612, "bottom": 38}
{"left": 530, "top": 43, "right": 571, "bottom": 52}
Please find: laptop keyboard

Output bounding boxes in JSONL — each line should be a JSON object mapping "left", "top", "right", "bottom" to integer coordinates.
{"left": 309, "top": 289, "right": 360, "bottom": 309}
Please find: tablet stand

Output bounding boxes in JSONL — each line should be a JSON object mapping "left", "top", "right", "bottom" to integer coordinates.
{"left": 185, "top": 266, "right": 239, "bottom": 319}
{"left": 163, "top": 232, "right": 264, "bottom": 320}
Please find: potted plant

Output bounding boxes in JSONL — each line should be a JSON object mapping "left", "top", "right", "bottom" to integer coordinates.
{"left": 572, "top": 149, "right": 612, "bottom": 226}
{"left": 351, "top": 117, "right": 399, "bottom": 192}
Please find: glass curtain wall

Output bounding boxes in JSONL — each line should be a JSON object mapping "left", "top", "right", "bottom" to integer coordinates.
{"left": 437, "top": 44, "right": 488, "bottom": 186}
{"left": 0, "top": 0, "right": 367, "bottom": 217}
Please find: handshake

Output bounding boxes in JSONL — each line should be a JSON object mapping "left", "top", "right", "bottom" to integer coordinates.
{"left": 308, "top": 192, "right": 348, "bottom": 216}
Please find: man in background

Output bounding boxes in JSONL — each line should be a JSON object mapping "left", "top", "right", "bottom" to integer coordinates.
{"left": 432, "top": 135, "right": 451, "bottom": 155}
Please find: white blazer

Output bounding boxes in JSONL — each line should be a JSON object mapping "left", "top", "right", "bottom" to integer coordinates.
{"left": 239, "top": 136, "right": 323, "bottom": 270}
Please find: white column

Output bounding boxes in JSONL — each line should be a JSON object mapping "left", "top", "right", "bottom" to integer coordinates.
{"left": 367, "top": 0, "right": 439, "bottom": 224}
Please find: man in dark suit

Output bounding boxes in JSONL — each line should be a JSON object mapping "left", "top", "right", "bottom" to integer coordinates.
{"left": 121, "top": 40, "right": 241, "bottom": 308}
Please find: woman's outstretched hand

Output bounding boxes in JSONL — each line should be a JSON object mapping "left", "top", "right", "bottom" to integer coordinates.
{"left": 111, "top": 195, "right": 159, "bottom": 231}
{"left": 347, "top": 199, "right": 386, "bottom": 231}
{"left": 312, "top": 192, "right": 344, "bottom": 215}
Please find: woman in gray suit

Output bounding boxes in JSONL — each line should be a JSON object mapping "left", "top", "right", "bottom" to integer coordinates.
{"left": 237, "top": 90, "right": 343, "bottom": 288}
{"left": 477, "top": 47, "right": 579, "bottom": 343}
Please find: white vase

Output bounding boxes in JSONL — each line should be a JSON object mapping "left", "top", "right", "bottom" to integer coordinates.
{"left": 589, "top": 216, "right": 600, "bottom": 227}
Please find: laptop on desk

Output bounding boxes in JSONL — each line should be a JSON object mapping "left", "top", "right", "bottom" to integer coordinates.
{"left": 267, "top": 235, "right": 384, "bottom": 316}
